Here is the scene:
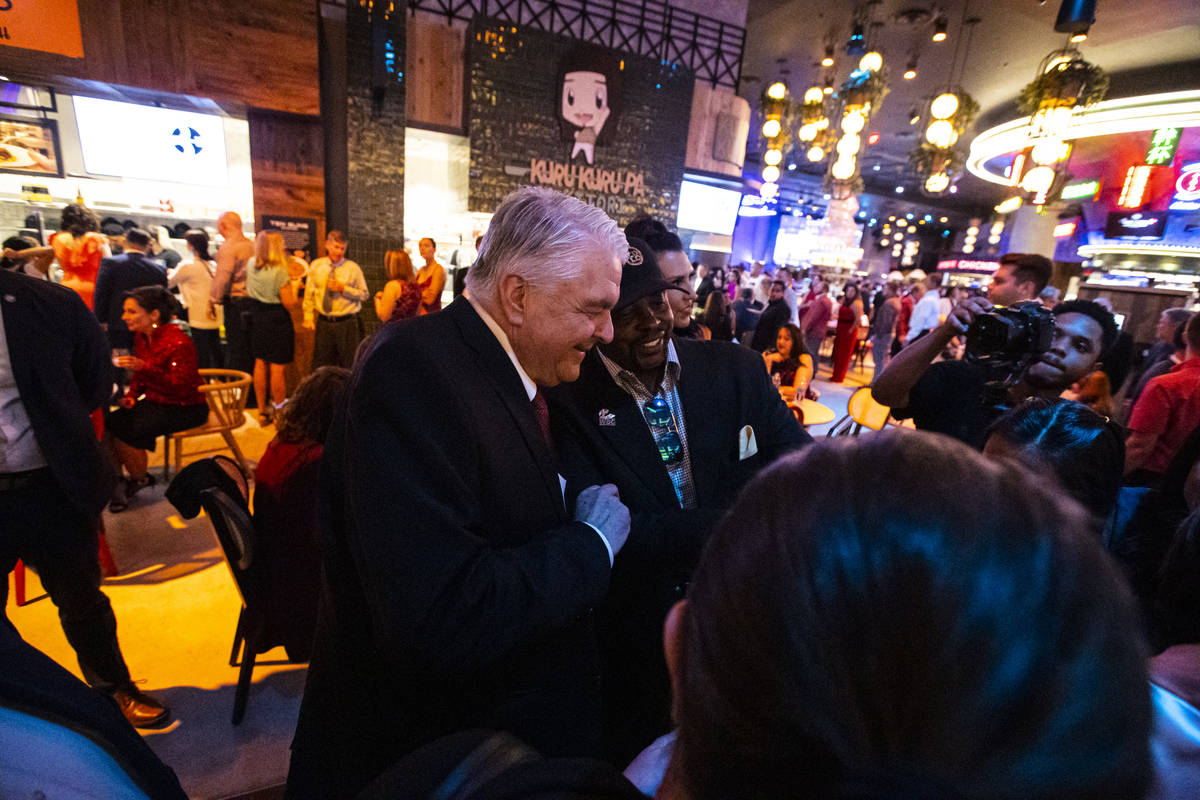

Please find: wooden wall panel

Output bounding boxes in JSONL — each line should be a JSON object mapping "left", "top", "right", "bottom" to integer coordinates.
{"left": 406, "top": 15, "right": 466, "bottom": 131}
{"left": 248, "top": 110, "right": 326, "bottom": 250}
{"left": 0, "top": 0, "right": 319, "bottom": 115}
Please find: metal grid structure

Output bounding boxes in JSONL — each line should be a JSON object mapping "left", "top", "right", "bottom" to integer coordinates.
{"left": 409, "top": 0, "right": 746, "bottom": 89}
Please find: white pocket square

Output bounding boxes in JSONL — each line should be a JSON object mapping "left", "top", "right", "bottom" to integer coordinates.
{"left": 738, "top": 425, "right": 758, "bottom": 461}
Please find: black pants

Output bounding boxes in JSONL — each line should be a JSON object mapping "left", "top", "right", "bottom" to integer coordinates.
{"left": 191, "top": 327, "right": 223, "bottom": 369}
{"left": 0, "top": 469, "right": 131, "bottom": 690}
{"left": 312, "top": 315, "right": 362, "bottom": 369}
{"left": 224, "top": 296, "right": 255, "bottom": 375}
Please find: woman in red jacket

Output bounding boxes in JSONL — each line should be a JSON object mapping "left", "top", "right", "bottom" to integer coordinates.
{"left": 106, "top": 286, "right": 208, "bottom": 511}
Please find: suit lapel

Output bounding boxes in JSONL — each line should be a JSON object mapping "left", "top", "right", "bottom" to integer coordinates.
{"left": 0, "top": 273, "right": 36, "bottom": 400}
{"left": 448, "top": 298, "right": 564, "bottom": 515}
{"left": 573, "top": 352, "right": 680, "bottom": 509}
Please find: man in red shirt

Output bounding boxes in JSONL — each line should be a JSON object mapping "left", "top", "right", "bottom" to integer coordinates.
{"left": 1126, "top": 313, "right": 1200, "bottom": 483}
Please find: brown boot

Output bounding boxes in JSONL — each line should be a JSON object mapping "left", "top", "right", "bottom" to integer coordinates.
{"left": 110, "top": 685, "right": 170, "bottom": 728}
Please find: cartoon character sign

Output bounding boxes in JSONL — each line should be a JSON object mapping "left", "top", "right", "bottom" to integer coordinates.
{"left": 557, "top": 47, "right": 622, "bottom": 165}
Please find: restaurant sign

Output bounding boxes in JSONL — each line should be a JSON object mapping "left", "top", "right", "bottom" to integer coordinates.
{"left": 468, "top": 17, "right": 692, "bottom": 221}
{"left": 0, "top": 0, "right": 83, "bottom": 59}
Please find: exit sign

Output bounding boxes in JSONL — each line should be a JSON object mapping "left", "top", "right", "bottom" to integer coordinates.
{"left": 1145, "top": 127, "right": 1182, "bottom": 166}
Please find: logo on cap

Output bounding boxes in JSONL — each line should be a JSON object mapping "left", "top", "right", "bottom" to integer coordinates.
{"left": 627, "top": 246, "right": 643, "bottom": 266}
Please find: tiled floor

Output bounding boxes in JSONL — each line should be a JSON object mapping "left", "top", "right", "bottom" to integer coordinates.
{"left": 5, "top": 350, "right": 883, "bottom": 799}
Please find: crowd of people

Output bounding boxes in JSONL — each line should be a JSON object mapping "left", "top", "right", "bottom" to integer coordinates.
{"left": 3, "top": 188, "right": 1200, "bottom": 800}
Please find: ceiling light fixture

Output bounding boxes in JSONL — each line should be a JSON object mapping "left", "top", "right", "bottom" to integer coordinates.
{"left": 932, "top": 16, "right": 948, "bottom": 42}
{"left": 822, "top": 45, "right": 836, "bottom": 68}
{"left": 903, "top": 58, "right": 918, "bottom": 80}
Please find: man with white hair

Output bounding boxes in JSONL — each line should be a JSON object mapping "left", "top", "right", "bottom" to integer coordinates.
{"left": 286, "top": 187, "right": 633, "bottom": 798}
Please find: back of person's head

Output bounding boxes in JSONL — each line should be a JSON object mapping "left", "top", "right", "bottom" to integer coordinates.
{"left": 625, "top": 214, "right": 684, "bottom": 255}
{"left": 2, "top": 234, "right": 37, "bottom": 270}
{"left": 672, "top": 431, "right": 1150, "bottom": 800}
{"left": 1052, "top": 299, "right": 1118, "bottom": 360}
{"left": 124, "top": 228, "right": 152, "bottom": 250}
{"left": 274, "top": 366, "right": 351, "bottom": 445}
{"left": 1163, "top": 307, "right": 1192, "bottom": 332}
{"left": 125, "top": 285, "right": 176, "bottom": 322}
{"left": 986, "top": 398, "right": 1124, "bottom": 524}
{"left": 739, "top": 287, "right": 752, "bottom": 301}
{"left": 466, "top": 187, "right": 625, "bottom": 299}
{"left": 1173, "top": 319, "right": 1190, "bottom": 353}
{"left": 184, "top": 229, "right": 211, "bottom": 261}
{"left": 999, "top": 252, "right": 1053, "bottom": 296}
{"left": 1185, "top": 312, "right": 1200, "bottom": 355}
{"left": 255, "top": 230, "right": 287, "bottom": 268}
{"left": 59, "top": 203, "right": 99, "bottom": 237}
{"left": 384, "top": 249, "right": 414, "bottom": 282}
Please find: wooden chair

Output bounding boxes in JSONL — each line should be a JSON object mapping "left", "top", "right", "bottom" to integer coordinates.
{"left": 827, "top": 386, "right": 894, "bottom": 437}
{"left": 164, "top": 369, "right": 252, "bottom": 480}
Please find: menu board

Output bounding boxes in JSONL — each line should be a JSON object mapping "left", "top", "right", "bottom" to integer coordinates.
{"left": 262, "top": 215, "right": 317, "bottom": 261}
{"left": 0, "top": 115, "right": 62, "bottom": 177}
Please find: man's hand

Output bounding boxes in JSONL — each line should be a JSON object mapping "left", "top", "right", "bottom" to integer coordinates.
{"left": 575, "top": 483, "right": 630, "bottom": 556}
{"left": 302, "top": 318, "right": 316, "bottom": 331}
{"left": 941, "top": 295, "right": 992, "bottom": 336}
{"left": 206, "top": 300, "right": 218, "bottom": 321}
{"left": 327, "top": 278, "right": 345, "bottom": 293}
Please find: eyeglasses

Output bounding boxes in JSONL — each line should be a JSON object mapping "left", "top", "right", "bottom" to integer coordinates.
{"left": 643, "top": 397, "right": 682, "bottom": 464}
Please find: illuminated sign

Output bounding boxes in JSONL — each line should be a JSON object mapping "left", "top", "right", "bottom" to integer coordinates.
{"left": 1105, "top": 211, "right": 1166, "bottom": 240}
{"left": 0, "top": 0, "right": 83, "bottom": 59}
{"left": 994, "top": 196, "right": 1022, "bottom": 214}
{"left": 1053, "top": 221, "right": 1077, "bottom": 238}
{"left": 1119, "top": 165, "right": 1151, "bottom": 209}
{"left": 1145, "top": 127, "right": 1182, "bottom": 166}
{"left": 937, "top": 259, "right": 1001, "bottom": 274}
{"left": 1171, "top": 163, "right": 1200, "bottom": 211}
{"left": 1060, "top": 179, "right": 1101, "bottom": 200}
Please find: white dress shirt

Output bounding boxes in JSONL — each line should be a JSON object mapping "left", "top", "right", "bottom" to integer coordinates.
{"left": 0, "top": 299, "right": 47, "bottom": 473}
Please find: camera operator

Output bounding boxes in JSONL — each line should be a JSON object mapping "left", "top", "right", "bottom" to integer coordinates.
{"left": 873, "top": 297, "right": 1117, "bottom": 449}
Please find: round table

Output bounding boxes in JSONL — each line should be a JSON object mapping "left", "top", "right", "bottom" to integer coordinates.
{"left": 792, "top": 398, "right": 836, "bottom": 426}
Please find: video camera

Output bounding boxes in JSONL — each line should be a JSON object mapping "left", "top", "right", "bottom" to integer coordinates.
{"left": 965, "top": 301, "right": 1056, "bottom": 412}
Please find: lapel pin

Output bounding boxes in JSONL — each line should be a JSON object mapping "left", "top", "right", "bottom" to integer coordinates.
{"left": 598, "top": 408, "right": 616, "bottom": 427}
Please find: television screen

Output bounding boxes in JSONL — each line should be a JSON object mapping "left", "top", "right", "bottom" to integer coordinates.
{"left": 676, "top": 180, "right": 741, "bottom": 235}
{"left": 73, "top": 96, "right": 228, "bottom": 186}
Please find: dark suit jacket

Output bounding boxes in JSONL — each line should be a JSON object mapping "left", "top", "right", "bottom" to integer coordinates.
{"left": 93, "top": 252, "right": 168, "bottom": 348}
{"left": 546, "top": 338, "right": 810, "bottom": 761}
{"left": 0, "top": 270, "right": 114, "bottom": 515}
{"left": 287, "top": 297, "right": 612, "bottom": 799}
{"left": 750, "top": 298, "right": 791, "bottom": 353}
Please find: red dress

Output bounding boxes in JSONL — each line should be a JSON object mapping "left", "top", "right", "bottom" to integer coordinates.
{"left": 50, "top": 231, "right": 108, "bottom": 309}
{"left": 830, "top": 301, "right": 861, "bottom": 383}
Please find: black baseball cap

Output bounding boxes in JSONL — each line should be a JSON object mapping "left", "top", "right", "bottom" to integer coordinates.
{"left": 615, "top": 236, "right": 685, "bottom": 311}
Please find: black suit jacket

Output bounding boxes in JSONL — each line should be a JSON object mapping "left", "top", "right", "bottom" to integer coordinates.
{"left": 546, "top": 338, "right": 810, "bottom": 761}
{"left": 287, "top": 297, "right": 612, "bottom": 799}
{"left": 0, "top": 270, "right": 114, "bottom": 514}
{"left": 93, "top": 252, "right": 168, "bottom": 347}
{"left": 750, "top": 298, "right": 791, "bottom": 353}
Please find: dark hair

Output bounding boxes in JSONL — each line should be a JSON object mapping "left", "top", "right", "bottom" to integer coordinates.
{"left": 1051, "top": 299, "right": 1118, "bottom": 360}
{"left": 274, "top": 366, "right": 351, "bottom": 446}
{"left": 185, "top": 229, "right": 211, "bottom": 261}
{"left": 987, "top": 398, "right": 1124, "bottom": 524}
{"left": 124, "top": 228, "right": 152, "bottom": 249}
{"left": 999, "top": 252, "right": 1053, "bottom": 295}
{"left": 774, "top": 322, "right": 808, "bottom": 360}
{"left": 326, "top": 230, "right": 347, "bottom": 245}
{"left": 384, "top": 249, "right": 415, "bottom": 282}
{"left": 843, "top": 282, "right": 859, "bottom": 301}
{"left": 625, "top": 215, "right": 685, "bottom": 255}
{"left": 1163, "top": 307, "right": 1192, "bottom": 330}
{"left": 59, "top": 203, "right": 99, "bottom": 237}
{"left": 771, "top": 279, "right": 786, "bottom": 291}
{"left": 1184, "top": 312, "right": 1200, "bottom": 354}
{"left": 700, "top": 288, "right": 729, "bottom": 331}
{"left": 419, "top": 237, "right": 435, "bottom": 250}
{"left": 674, "top": 432, "right": 1150, "bottom": 800}
{"left": 738, "top": 287, "right": 753, "bottom": 301}
{"left": 2, "top": 235, "right": 37, "bottom": 270}
{"left": 1173, "top": 319, "right": 1189, "bottom": 352}
{"left": 124, "top": 285, "right": 176, "bottom": 322}
{"left": 556, "top": 45, "right": 623, "bottom": 145}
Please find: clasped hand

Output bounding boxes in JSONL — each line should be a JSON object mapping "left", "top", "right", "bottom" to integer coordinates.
{"left": 575, "top": 483, "right": 630, "bottom": 555}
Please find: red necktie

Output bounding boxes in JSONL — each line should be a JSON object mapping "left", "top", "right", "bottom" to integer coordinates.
{"left": 531, "top": 390, "right": 551, "bottom": 447}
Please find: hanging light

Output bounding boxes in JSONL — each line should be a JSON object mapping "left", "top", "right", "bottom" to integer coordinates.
{"left": 1070, "top": 30, "right": 1088, "bottom": 42}
{"left": 807, "top": 145, "right": 825, "bottom": 162}
{"left": 995, "top": 196, "right": 1023, "bottom": 213}
{"left": 1019, "top": 165, "right": 1057, "bottom": 195}
{"left": 924, "top": 172, "right": 950, "bottom": 193}
{"left": 762, "top": 165, "right": 781, "bottom": 183}
{"left": 764, "top": 148, "right": 783, "bottom": 166}
{"left": 760, "top": 182, "right": 779, "bottom": 200}
{"left": 821, "top": 45, "right": 835, "bottom": 68}
{"left": 1030, "top": 138, "right": 1071, "bottom": 165}
{"left": 832, "top": 158, "right": 857, "bottom": 181}
{"left": 909, "top": 107, "right": 921, "bottom": 125}
{"left": 930, "top": 92, "right": 959, "bottom": 120}
{"left": 859, "top": 51, "right": 883, "bottom": 73}
{"left": 837, "top": 133, "right": 861, "bottom": 156}
{"left": 925, "top": 120, "right": 958, "bottom": 148}
{"left": 804, "top": 86, "right": 824, "bottom": 104}
{"left": 903, "top": 58, "right": 918, "bottom": 80}
{"left": 761, "top": 118, "right": 782, "bottom": 138}
{"left": 823, "top": 83, "right": 834, "bottom": 95}
{"left": 798, "top": 123, "right": 818, "bottom": 141}
{"left": 932, "top": 16, "right": 948, "bottom": 42}
{"left": 816, "top": 117, "right": 829, "bottom": 130}
{"left": 766, "top": 82, "right": 788, "bottom": 100}
{"left": 841, "top": 109, "right": 866, "bottom": 134}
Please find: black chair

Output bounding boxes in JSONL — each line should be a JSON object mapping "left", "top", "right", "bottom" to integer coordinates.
{"left": 166, "top": 455, "right": 281, "bottom": 724}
